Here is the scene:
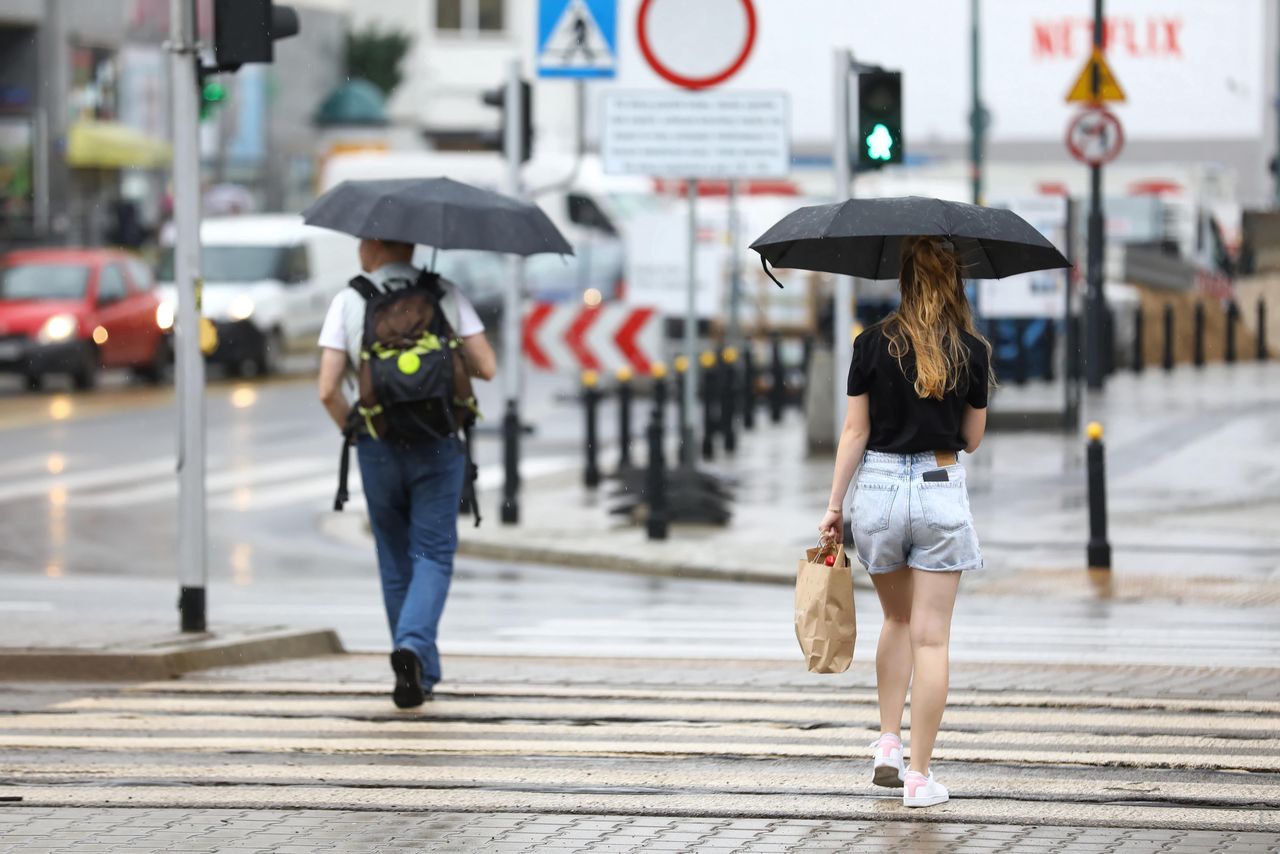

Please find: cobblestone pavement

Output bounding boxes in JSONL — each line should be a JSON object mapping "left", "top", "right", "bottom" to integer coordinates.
{"left": 1, "top": 808, "right": 1278, "bottom": 853}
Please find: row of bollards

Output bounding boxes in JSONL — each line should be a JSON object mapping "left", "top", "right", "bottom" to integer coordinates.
{"left": 1139, "top": 298, "right": 1271, "bottom": 374}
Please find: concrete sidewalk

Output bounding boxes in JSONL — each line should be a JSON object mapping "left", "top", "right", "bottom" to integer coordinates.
{"left": 420, "top": 361, "right": 1280, "bottom": 604}
{"left": 0, "top": 615, "right": 341, "bottom": 680}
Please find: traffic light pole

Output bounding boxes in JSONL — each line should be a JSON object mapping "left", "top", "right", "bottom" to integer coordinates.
{"left": 501, "top": 58, "right": 524, "bottom": 524}
{"left": 168, "top": 0, "right": 208, "bottom": 632}
{"left": 1084, "top": 0, "right": 1107, "bottom": 392}
{"left": 832, "top": 48, "right": 855, "bottom": 447}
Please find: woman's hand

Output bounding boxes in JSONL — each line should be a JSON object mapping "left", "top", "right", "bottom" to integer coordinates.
{"left": 818, "top": 508, "right": 843, "bottom": 544}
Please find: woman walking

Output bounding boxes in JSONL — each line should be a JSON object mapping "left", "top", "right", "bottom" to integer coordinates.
{"left": 818, "top": 236, "right": 992, "bottom": 808}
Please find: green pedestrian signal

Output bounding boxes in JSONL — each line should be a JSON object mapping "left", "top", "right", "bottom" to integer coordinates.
{"left": 866, "top": 123, "right": 893, "bottom": 161}
{"left": 856, "top": 69, "right": 903, "bottom": 170}
{"left": 201, "top": 80, "right": 228, "bottom": 120}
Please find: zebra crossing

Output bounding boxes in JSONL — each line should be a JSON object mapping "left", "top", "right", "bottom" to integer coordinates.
{"left": 1, "top": 666, "right": 1276, "bottom": 832}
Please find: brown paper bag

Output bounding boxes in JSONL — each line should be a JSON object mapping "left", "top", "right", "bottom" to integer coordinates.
{"left": 794, "top": 541, "right": 856, "bottom": 673}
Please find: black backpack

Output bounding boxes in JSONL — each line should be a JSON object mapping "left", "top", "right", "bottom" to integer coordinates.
{"left": 333, "top": 271, "right": 481, "bottom": 525}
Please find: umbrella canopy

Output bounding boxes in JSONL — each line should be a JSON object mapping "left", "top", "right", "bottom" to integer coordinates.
{"left": 750, "top": 196, "right": 1069, "bottom": 282}
{"left": 302, "top": 177, "right": 573, "bottom": 257}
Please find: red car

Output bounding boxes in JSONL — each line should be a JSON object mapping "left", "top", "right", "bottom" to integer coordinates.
{"left": 0, "top": 248, "right": 171, "bottom": 390}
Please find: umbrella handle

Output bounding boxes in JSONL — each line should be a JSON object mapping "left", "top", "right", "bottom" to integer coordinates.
{"left": 760, "top": 255, "right": 785, "bottom": 289}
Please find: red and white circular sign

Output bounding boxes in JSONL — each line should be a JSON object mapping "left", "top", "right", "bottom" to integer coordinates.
{"left": 636, "top": 0, "right": 757, "bottom": 90}
{"left": 1065, "top": 107, "right": 1124, "bottom": 166}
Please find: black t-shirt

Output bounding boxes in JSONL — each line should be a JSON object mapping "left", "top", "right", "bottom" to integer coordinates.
{"left": 846, "top": 324, "right": 989, "bottom": 454}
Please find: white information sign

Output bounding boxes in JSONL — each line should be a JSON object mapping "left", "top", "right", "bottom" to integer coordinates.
{"left": 602, "top": 90, "right": 789, "bottom": 178}
{"left": 978, "top": 196, "right": 1070, "bottom": 319}
{"left": 624, "top": 207, "right": 726, "bottom": 317}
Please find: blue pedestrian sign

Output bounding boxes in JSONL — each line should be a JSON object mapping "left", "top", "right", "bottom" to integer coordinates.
{"left": 537, "top": 0, "right": 616, "bottom": 79}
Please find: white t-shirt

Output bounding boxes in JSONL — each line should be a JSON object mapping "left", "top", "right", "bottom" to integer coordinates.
{"left": 317, "top": 262, "right": 485, "bottom": 372}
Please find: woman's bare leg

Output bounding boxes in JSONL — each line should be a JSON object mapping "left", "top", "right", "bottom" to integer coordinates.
{"left": 870, "top": 567, "right": 914, "bottom": 735}
{"left": 906, "top": 569, "right": 962, "bottom": 774}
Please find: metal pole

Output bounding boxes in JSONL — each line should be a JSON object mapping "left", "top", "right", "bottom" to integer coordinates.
{"left": 1086, "top": 422, "right": 1112, "bottom": 571}
{"left": 169, "top": 0, "right": 207, "bottom": 632}
{"left": 501, "top": 58, "right": 523, "bottom": 524}
{"left": 681, "top": 178, "right": 698, "bottom": 470}
{"left": 1084, "top": 0, "right": 1107, "bottom": 391}
{"left": 727, "top": 180, "right": 743, "bottom": 348}
{"left": 41, "top": 0, "right": 70, "bottom": 240}
{"left": 833, "top": 48, "right": 854, "bottom": 445}
{"left": 1063, "top": 197, "right": 1078, "bottom": 430}
{"left": 969, "top": 0, "right": 984, "bottom": 206}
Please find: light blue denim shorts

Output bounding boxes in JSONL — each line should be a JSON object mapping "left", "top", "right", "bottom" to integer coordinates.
{"left": 848, "top": 450, "right": 983, "bottom": 575}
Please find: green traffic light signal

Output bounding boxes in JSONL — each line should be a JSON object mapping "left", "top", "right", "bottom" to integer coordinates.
{"left": 856, "top": 70, "right": 903, "bottom": 170}
{"left": 200, "top": 80, "right": 228, "bottom": 120}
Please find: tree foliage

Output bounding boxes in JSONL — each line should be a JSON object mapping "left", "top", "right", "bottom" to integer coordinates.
{"left": 345, "top": 26, "right": 413, "bottom": 97}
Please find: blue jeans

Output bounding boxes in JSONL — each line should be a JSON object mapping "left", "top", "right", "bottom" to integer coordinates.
{"left": 356, "top": 435, "right": 466, "bottom": 687}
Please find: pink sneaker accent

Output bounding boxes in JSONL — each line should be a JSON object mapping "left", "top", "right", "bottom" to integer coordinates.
{"left": 904, "top": 771, "right": 929, "bottom": 798}
{"left": 879, "top": 733, "right": 901, "bottom": 759}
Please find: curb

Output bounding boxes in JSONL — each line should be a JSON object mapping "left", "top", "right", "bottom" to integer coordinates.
{"left": 0, "top": 627, "right": 345, "bottom": 681}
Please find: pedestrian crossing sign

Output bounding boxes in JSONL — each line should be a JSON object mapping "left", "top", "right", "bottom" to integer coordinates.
{"left": 537, "top": 0, "right": 617, "bottom": 79}
{"left": 1065, "top": 47, "right": 1126, "bottom": 103}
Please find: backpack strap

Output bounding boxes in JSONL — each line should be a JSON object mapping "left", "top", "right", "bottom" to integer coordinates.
{"left": 333, "top": 409, "right": 361, "bottom": 512}
{"left": 459, "top": 425, "right": 482, "bottom": 527}
{"left": 348, "top": 275, "right": 381, "bottom": 301}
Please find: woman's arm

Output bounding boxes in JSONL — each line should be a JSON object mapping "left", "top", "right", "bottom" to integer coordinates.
{"left": 818, "top": 394, "right": 871, "bottom": 543}
{"left": 961, "top": 404, "right": 987, "bottom": 454}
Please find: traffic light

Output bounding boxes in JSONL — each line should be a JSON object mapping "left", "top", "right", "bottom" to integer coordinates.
{"left": 480, "top": 78, "right": 533, "bottom": 163}
{"left": 856, "top": 69, "right": 904, "bottom": 170}
{"left": 213, "top": 0, "right": 300, "bottom": 70}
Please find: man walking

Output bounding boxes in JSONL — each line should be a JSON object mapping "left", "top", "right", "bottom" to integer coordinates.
{"left": 318, "top": 238, "right": 496, "bottom": 708}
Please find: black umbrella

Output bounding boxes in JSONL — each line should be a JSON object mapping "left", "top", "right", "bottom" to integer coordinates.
{"left": 750, "top": 195, "right": 1069, "bottom": 283}
{"left": 302, "top": 177, "right": 573, "bottom": 256}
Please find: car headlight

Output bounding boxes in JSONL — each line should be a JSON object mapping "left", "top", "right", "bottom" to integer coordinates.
{"left": 156, "top": 302, "right": 175, "bottom": 331}
{"left": 227, "top": 295, "right": 255, "bottom": 321}
{"left": 38, "top": 314, "right": 77, "bottom": 344}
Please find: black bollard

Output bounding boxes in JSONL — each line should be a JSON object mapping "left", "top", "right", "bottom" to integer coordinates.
{"left": 582, "top": 371, "right": 601, "bottom": 489}
{"left": 1103, "top": 305, "right": 1116, "bottom": 376}
{"left": 1226, "top": 301, "right": 1238, "bottom": 364}
{"left": 674, "top": 356, "right": 692, "bottom": 468}
{"left": 720, "top": 347, "right": 738, "bottom": 453}
{"left": 1162, "top": 303, "right": 1175, "bottom": 371}
{"left": 1013, "top": 319, "right": 1028, "bottom": 385}
{"left": 646, "top": 364, "right": 669, "bottom": 540}
{"left": 1132, "top": 305, "right": 1144, "bottom": 373}
{"left": 700, "top": 351, "right": 718, "bottom": 462}
{"left": 769, "top": 332, "right": 785, "bottom": 423}
{"left": 1193, "top": 302, "right": 1205, "bottom": 367}
{"left": 742, "top": 344, "right": 757, "bottom": 430}
{"left": 1260, "top": 299, "right": 1269, "bottom": 361}
{"left": 1086, "top": 421, "right": 1112, "bottom": 572}
{"left": 615, "top": 367, "right": 634, "bottom": 472}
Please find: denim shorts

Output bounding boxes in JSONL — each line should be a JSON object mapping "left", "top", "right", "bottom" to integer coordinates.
{"left": 848, "top": 450, "right": 983, "bottom": 575}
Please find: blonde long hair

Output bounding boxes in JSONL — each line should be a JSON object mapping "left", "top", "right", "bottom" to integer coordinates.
{"left": 883, "top": 236, "right": 994, "bottom": 400}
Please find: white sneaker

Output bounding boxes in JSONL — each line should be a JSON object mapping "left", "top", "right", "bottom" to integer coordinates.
{"left": 869, "top": 733, "right": 905, "bottom": 788}
{"left": 903, "top": 769, "right": 949, "bottom": 807}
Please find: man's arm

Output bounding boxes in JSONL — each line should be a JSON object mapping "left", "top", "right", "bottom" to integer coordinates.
{"left": 461, "top": 332, "right": 497, "bottom": 381}
{"left": 318, "top": 347, "right": 350, "bottom": 430}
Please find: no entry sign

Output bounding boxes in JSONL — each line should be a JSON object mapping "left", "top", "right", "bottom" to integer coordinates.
{"left": 636, "top": 0, "right": 756, "bottom": 90}
{"left": 1066, "top": 107, "right": 1124, "bottom": 166}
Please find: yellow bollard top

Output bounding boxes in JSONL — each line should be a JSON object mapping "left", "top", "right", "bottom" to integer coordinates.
{"left": 615, "top": 366, "right": 633, "bottom": 383}
{"left": 699, "top": 350, "right": 717, "bottom": 368}
{"left": 1086, "top": 421, "right": 1104, "bottom": 441}
{"left": 581, "top": 369, "right": 599, "bottom": 388}
{"left": 673, "top": 355, "right": 690, "bottom": 373}
{"left": 650, "top": 362, "right": 668, "bottom": 379}
{"left": 721, "top": 346, "right": 739, "bottom": 364}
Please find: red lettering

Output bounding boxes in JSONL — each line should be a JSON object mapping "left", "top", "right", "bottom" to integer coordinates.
{"left": 1032, "top": 22, "right": 1057, "bottom": 57}
{"left": 1163, "top": 18, "right": 1183, "bottom": 57}
{"left": 1123, "top": 18, "right": 1140, "bottom": 55}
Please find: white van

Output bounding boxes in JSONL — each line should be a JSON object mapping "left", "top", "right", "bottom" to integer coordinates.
{"left": 157, "top": 215, "right": 358, "bottom": 375}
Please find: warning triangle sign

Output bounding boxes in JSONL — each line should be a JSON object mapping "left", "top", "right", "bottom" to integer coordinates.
{"left": 1066, "top": 48, "right": 1126, "bottom": 103}
{"left": 539, "top": 0, "right": 615, "bottom": 73}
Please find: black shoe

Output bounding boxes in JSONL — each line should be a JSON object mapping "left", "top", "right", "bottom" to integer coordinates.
{"left": 390, "top": 648, "right": 425, "bottom": 709}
